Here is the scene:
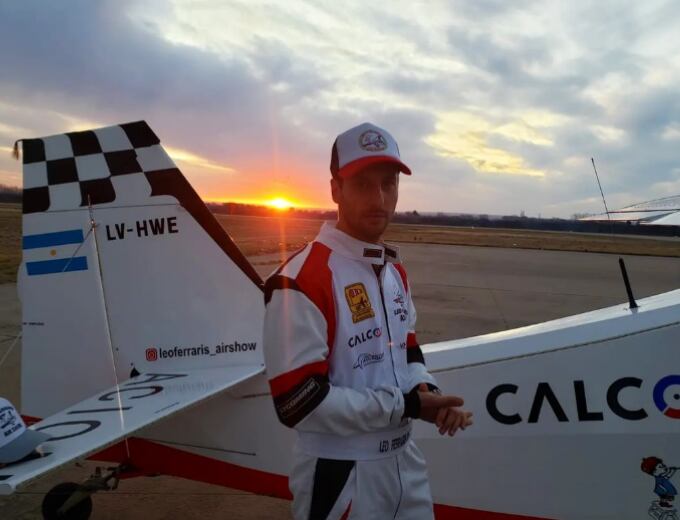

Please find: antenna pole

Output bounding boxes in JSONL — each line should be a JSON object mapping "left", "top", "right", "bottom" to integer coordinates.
{"left": 591, "top": 157, "right": 615, "bottom": 236}
{"left": 618, "top": 258, "right": 638, "bottom": 309}
{"left": 591, "top": 159, "right": 638, "bottom": 310}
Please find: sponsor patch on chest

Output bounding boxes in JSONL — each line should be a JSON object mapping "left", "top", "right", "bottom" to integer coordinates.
{"left": 344, "top": 282, "right": 375, "bottom": 323}
{"left": 348, "top": 327, "right": 382, "bottom": 348}
{"left": 353, "top": 352, "right": 385, "bottom": 370}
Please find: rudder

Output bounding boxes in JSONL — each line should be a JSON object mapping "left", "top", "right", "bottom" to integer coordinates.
{"left": 18, "top": 121, "right": 264, "bottom": 418}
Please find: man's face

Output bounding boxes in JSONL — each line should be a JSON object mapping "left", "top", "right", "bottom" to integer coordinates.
{"left": 331, "top": 163, "right": 399, "bottom": 243}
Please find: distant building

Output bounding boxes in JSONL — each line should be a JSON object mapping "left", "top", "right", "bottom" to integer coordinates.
{"left": 580, "top": 195, "right": 680, "bottom": 226}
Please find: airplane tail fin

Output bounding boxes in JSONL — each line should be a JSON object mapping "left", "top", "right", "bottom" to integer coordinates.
{"left": 18, "top": 121, "right": 265, "bottom": 418}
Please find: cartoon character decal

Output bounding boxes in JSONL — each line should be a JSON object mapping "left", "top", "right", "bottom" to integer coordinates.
{"left": 642, "top": 456, "right": 678, "bottom": 519}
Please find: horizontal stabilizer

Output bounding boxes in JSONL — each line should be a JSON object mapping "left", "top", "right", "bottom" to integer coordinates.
{"left": 0, "top": 365, "right": 263, "bottom": 495}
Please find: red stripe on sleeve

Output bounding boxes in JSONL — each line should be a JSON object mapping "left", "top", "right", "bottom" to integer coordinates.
{"left": 269, "top": 360, "right": 329, "bottom": 397}
{"left": 340, "top": 502, "right": 352, "bottom": 520}
{"left": 406, "top": 332, "right": 418, "bottom": 348}
{"left": 296, "top": 242, "right": 336, "bottom": 351}
{"left": 394, "top": 263, "right": 409, "bottom": 293}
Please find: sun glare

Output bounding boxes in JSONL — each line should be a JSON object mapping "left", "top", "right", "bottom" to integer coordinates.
{"left": 267, "top": 197, "right": 293, "bottom": 210}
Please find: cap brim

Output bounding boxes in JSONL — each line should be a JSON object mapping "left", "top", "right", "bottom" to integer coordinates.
{"left": 0, "top": 429, "right": 51, "bottom": 464}
{"left": 338, "top": 155, "right": 411, "bottom": 179}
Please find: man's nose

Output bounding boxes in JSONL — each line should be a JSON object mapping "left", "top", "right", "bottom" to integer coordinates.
{"left": 368, "top": 184, "right": 385, "bottom": 205}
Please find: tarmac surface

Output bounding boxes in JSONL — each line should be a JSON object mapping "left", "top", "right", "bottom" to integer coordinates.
{"left": 1, "top": 242, "right": 679, "bottom": 519}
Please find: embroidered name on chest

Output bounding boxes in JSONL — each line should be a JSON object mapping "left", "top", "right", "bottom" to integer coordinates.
{"left": 344, "top": 282, "right": 376, "bottom": 323}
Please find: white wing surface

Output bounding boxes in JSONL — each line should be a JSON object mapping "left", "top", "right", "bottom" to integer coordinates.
{"left": 0, "top": 365, "right": 263, "bottom": 495}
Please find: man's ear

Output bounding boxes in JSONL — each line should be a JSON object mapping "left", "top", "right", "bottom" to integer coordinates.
{"left": 331, "top": 177, "right": 342, "bottom": 204}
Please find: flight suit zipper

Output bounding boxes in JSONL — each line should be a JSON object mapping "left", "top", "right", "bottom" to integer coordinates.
{"left": 376, "top": 266, "right": 400, "bottom": 387}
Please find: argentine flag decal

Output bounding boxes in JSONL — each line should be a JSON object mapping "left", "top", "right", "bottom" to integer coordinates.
{"left": 22, "top": 229, "right": 88, "bottom": 276}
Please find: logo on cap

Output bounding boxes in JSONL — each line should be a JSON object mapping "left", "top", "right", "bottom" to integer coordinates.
{"left": 358, "top": 130, "right": 387, "bottom": 152}
{"left": 0, "top": 405, "right": 22, "bottom": 439}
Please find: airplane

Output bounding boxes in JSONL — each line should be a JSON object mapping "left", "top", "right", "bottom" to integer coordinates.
{"left": 0, "top": 121, "right": 678, "bottom": 520}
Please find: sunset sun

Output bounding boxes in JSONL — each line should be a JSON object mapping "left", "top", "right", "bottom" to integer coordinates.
{"left": 266, "top": 197, "right": 293, "bottom": 210}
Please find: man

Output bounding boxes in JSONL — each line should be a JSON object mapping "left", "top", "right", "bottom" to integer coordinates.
{"left": 263, "top": 122, "right": 472, "bottom": 519}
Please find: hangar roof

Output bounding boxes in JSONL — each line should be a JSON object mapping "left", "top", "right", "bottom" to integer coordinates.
{"left": 582, "top": 195, "right": 680, "bottom": 225}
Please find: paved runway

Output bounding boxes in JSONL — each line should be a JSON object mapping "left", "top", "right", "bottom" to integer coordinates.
{"left": 1, "top": 243, "right": 678, "bottom": 519}
{"left": 401, "top": 243, "right": 680, "bottom": 344}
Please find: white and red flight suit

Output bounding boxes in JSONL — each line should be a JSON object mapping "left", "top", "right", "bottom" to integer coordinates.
{"left": 263, "top": 222, "right": 438, "bottom": 519}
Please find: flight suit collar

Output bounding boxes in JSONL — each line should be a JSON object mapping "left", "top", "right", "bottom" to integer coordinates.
{"left": 316, "top": 222, "right": 401, "bottom": 265}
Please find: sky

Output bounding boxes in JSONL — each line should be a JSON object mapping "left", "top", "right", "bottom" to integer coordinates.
{"left": 1, "top": 0, "right": 679, "bottom": 217}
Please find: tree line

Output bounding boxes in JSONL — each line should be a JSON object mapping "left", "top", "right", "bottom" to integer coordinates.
{"left": 2, "top": 188, "right": 676, "bottom": 238}
{"left": 207, "top": 202, "right": 679, "bottom": 238}
{"left": 0, "top": 184, "right": 21, "bottom": 203}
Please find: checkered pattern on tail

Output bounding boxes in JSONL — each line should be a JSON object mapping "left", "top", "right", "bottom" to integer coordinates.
{"left": 20, "top": 120, "right": 264, "bottom": 287}
{"left": 22, "top": 121, "right": 174, "bottom": 214}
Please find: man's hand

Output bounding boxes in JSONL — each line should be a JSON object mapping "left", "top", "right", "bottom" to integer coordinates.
{"left": 417, "top": 384, "right": 473, "bottom": 436}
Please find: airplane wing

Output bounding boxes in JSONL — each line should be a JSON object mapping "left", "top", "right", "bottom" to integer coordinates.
{"left": 0, "top": 364, "right": 263, "bottom": 495}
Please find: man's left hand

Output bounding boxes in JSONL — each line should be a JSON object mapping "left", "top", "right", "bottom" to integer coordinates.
{"left": 419, "top": 383, "right": 474, "bottom": 436}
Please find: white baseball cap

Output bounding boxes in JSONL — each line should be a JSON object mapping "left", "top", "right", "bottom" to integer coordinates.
{"left": 0, "top": 398, "right": 50, "bottom": 464}
{"left": 330, "top": 122, "right": 412, "bottom": 178}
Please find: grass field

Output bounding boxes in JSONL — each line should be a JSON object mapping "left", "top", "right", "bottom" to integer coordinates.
{"left": 0, "top": 204, "right": 21, "bottom": 284}
{"left": 1, "top": 204, "right": 678, "bottom": 284}
{"left": 384, "top": 224, "right": 680, "bottom": 256}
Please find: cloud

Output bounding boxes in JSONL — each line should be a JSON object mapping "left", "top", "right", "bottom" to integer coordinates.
{"left": 1, "top": 0, "right": 679, "bottom": 217}
{"left": 165, "top": 147, "right": 236, "bottom": 174}
{"left": 0, "top": 0, "right": 336, "bottom": 205}
{"left": 423, "top": 111, "right": 564, "bottom": 177}
{"left": 661, "top": 124, "right": 680, "bottom": 141}
{"left": 590, "top": 125, "right": 627, "bottom": 144}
